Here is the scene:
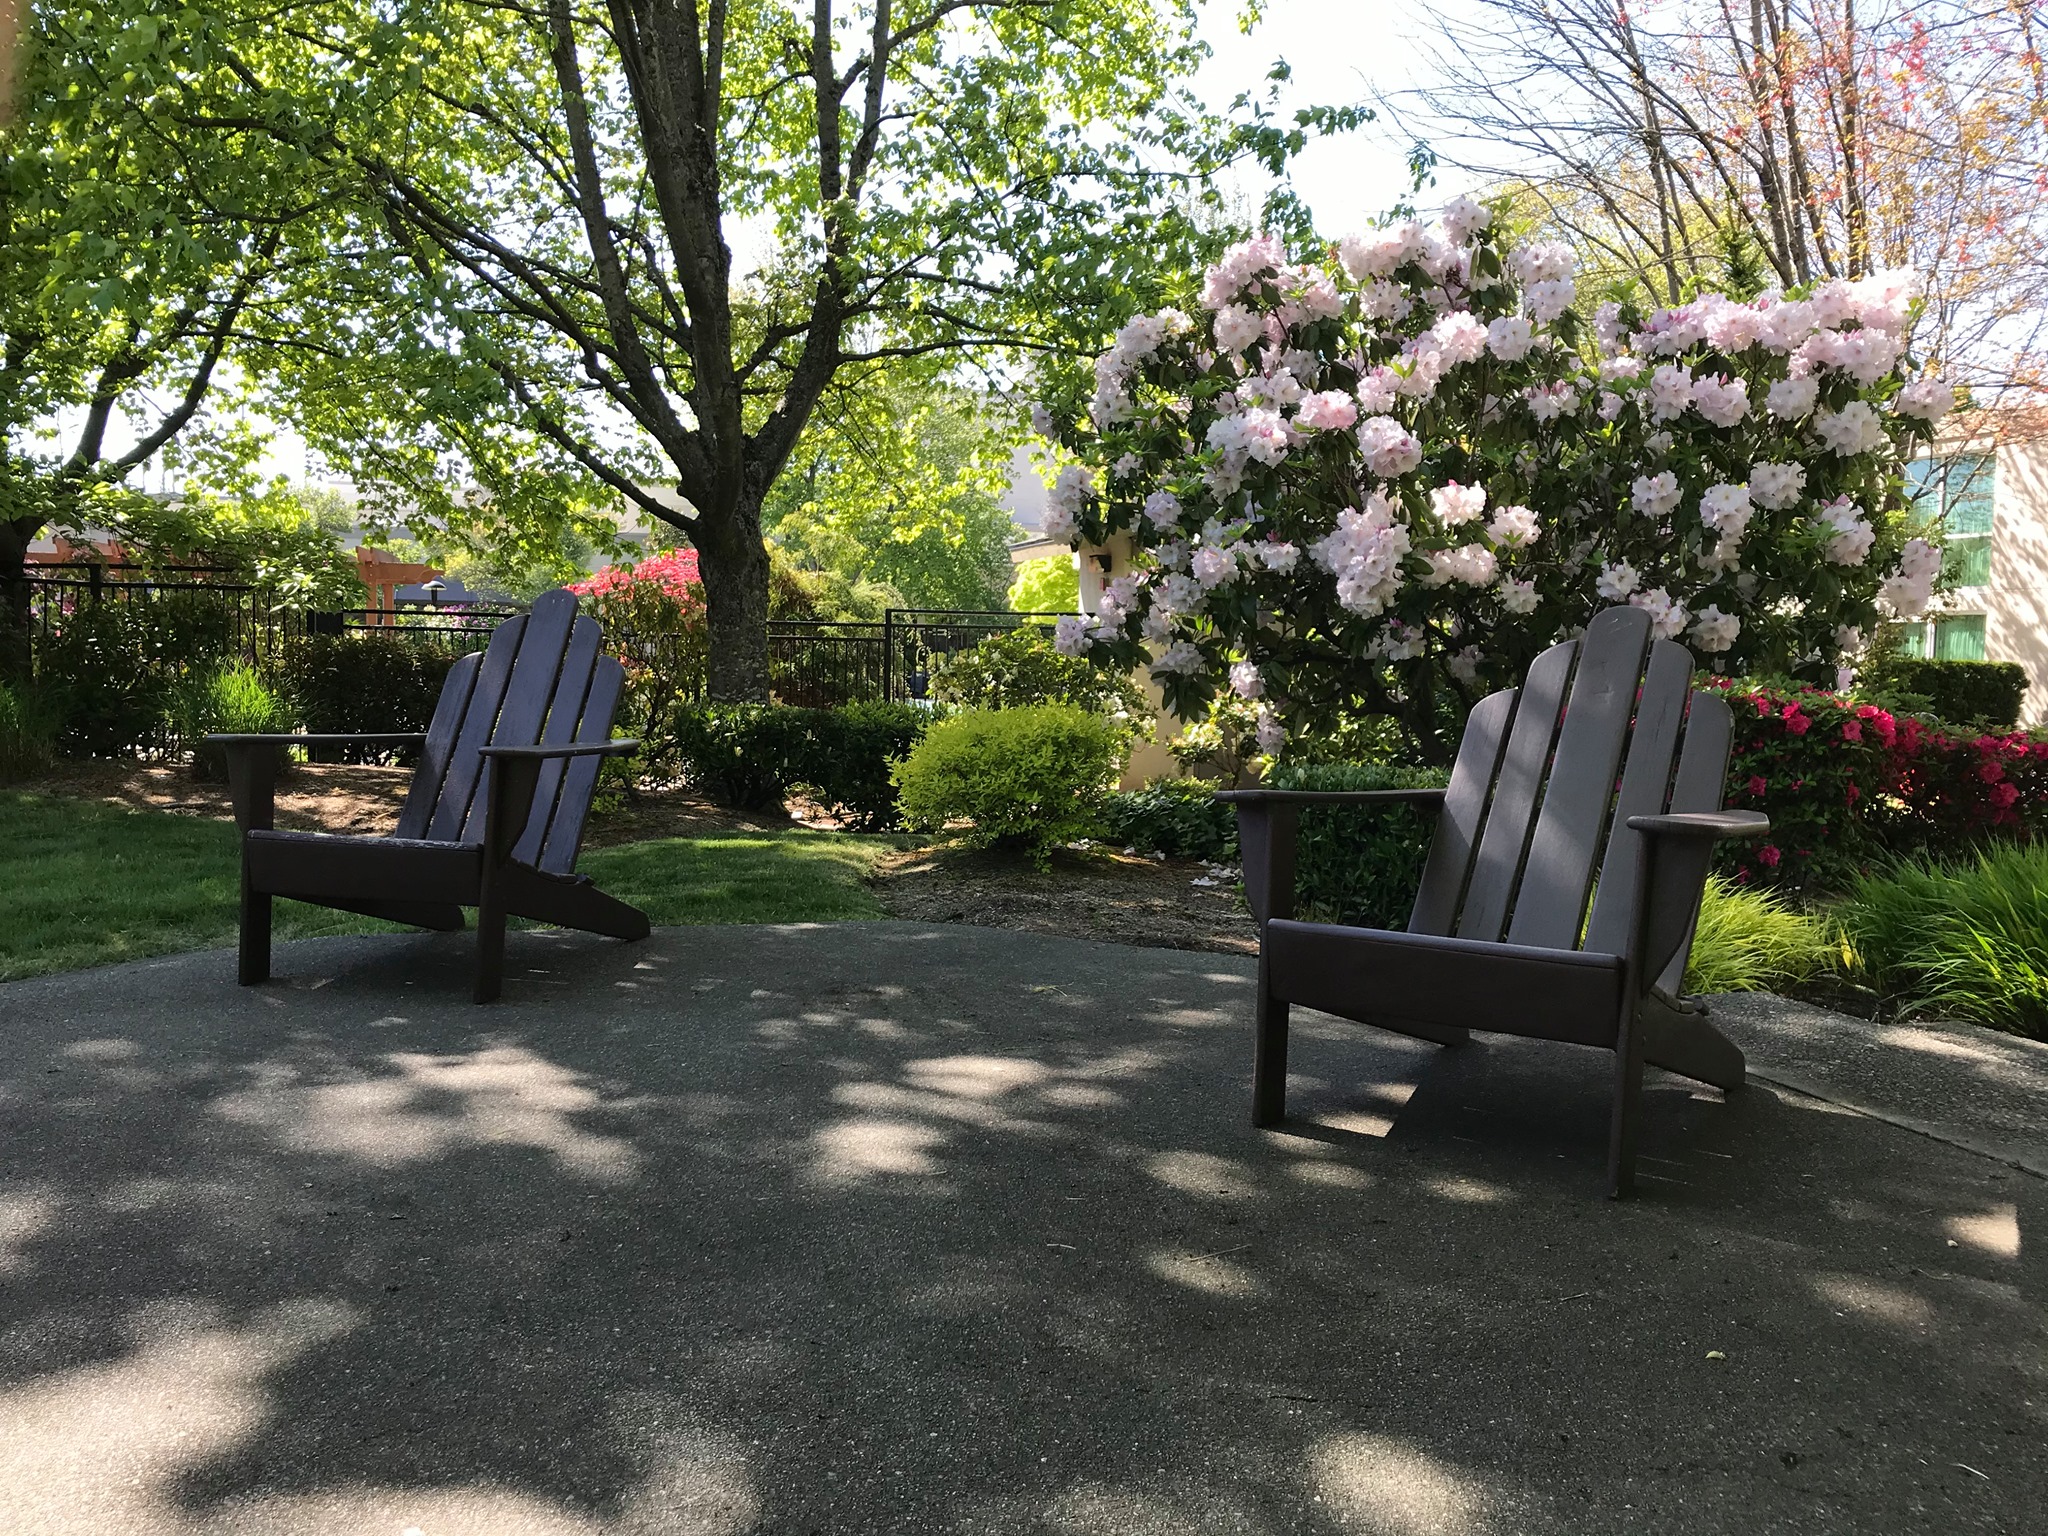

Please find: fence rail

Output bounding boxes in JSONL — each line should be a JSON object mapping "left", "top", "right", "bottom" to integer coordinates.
{"left": 23, "top": 565, "right": 1064, "bottom": 706}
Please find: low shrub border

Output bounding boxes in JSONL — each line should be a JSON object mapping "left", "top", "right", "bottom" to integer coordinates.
{"left": 1864, "top": 658, "right": 2028, "bottom": 729}
{"left": 891, "top": 704, "right": 1126, "bottom": 864}
{"left": 672, "top": 701, "right": 931, "bottom": 830}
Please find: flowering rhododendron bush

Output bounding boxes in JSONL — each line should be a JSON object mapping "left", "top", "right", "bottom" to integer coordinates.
{"left": 1709, "top": 677, "right": 2048, "bottom": 891}
{"left": 1034, "top": 204, "right": 1952, "bottom": 756}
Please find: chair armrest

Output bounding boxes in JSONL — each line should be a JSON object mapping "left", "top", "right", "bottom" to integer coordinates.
{"left": 205, "top": 732, "right": 429, "bottom": 746}
{"left": 1623, "top": 811, "right": 1772, "bottom": 992}
{"left": 1625, "top": 811, "right": 1770, "bottom": 841}
{"left": 1216, "top": 788, "right": 1448, "bottom": 808}
{"left": 1223, "top": 788, "right": 1444, "bottom": 926}
{"left": 477, "top": 739, "right": 640, "bottom": 762}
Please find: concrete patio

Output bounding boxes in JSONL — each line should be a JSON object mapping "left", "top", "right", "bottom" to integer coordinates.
{"left": 1, "top": 923, "right": 2041, "bottom": 1534}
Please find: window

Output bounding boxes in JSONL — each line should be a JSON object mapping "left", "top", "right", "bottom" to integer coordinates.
{"left": 1935, "top": 614, "right": 1987, "bottom": 661}
{"left": 1907, "top": 452, "right": 1996, "bottom": 588}
{"left": 1896, "top": 622, "right": 1929, "bottom": 658}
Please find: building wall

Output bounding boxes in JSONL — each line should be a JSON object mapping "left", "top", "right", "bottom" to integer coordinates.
{"left": 1987, "top": 436, "right": 2048, "bottom": 725}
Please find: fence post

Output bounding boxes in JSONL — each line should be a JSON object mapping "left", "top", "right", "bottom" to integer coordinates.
{"left": 882, "top": 609, "right": 895, "bottom": 701}
{"left": 88, "top": 563, "right": 103, "bottom": 605}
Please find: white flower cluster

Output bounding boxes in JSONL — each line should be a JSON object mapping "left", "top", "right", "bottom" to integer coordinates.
{"left": 1815, "top": 496, "right": 1876, "bottom": 568}
{"left": 1878, "top": 537, "right": 1941, "bottom": 616}
{"left": 1040, "top": 464, "right": 1094, "bottom": 545}
{"left": 1311, "top": 496, "right": 1412, "bottom": 617}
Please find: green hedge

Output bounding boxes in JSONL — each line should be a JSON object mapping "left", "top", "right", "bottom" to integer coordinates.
{"left": 275, "top": 635, "right": 458, "bottom": 764}
{"left": 672, "top": 701, "right": 931, "bottom": 829}
{"left": 1268, "top": 761, "right": 1451, "bottom": 930}
{"left": 1100, "top": 777, "right": 1239, "bottom": 862}
{"left": 1866, "top": 658, "right": 2027, "bottom": 729}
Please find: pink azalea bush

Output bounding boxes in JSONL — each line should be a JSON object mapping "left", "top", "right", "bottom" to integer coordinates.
{"left": 568, "top": 550, "right": 708, "bottom": 774}
{"left": 1708, "top": 676, "right": 2047, "bottom": 891}
{"left": 1034, "top": 205, "right": 1953, "bottom": 756}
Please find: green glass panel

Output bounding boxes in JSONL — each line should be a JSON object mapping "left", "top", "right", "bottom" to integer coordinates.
{"left": 1943, "top": 536, "right": 1992, "bottom": 587}
{"left": 1934, "top": 614, "right": 1986, "bottom": 662}
{"left": 1943, "top": 453, "right": 1995, "bottom": 535}
{"left": 1897, "top": 624, "right": 1929, "bottom": 658}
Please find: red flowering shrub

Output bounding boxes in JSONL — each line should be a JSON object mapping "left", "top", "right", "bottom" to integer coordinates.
{"left": 1703, "top": 678, "right": 1892, "bottom": 892}
{"left": 1700, "top": 675, "right": 2047, "bottom": 892}
{"left": 1878, "top": 718, "right": 2048, "bottom": 854}
{"left": 569, "top": 550, "right": 709, "bottom": 777}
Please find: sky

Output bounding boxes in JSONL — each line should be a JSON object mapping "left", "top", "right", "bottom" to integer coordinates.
{"left": 1191, "top": 0, "right": 1479, "bottom": 238}
{"left": 49, "top": 0, "right": 1483, "bottom": 503}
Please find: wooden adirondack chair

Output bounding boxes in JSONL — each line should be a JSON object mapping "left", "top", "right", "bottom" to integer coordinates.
{"left": 1220, "top": 604, "right": 1769, "bottom": 1196}
{"left": 211, "top": 589, "right": 650, "bottom": 1003}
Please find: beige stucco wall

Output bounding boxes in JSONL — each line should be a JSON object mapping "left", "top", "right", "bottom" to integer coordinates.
{"left": 1985, "top": 437, "right": 2048, "bottom": 726}
{"left": 1076, "top": 535, "right": 1188, "bottom": 788}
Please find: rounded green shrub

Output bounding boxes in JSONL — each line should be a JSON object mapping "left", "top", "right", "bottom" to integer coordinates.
{"left": 926, "top": 626, "right": 1148, "bottom": 725}
{"left": 890, "top": 704, "right": 1124, "bottom": 863}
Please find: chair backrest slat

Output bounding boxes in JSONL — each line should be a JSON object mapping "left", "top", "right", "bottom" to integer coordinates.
{"left": 538, "top": 655, "right": 626, "bottom": 875}
{"left": 1650, "top": 689, "right": 1735, "bottom": 991}
{"left": 386, "top": 590, "right": 626, "bottom": 870}
{"left": 1507, "top": 606, "right": 1653, "bottom": 950}
{"left": 419, "top": 614, "right": 529, "bottom": 843}
{"left": 1455, "top": 638, "right": 1577, "bottom": 942}
{"left": 453, "top": 591, "right": 578, "bottom": 844}
{"left": 1409, "top": 687, "right": 1517, "bottom": 936}
{"left": 1580, "top": 638, "right": 1698, "bottom": 957}
{"left": 395, "top": 651, "right": 483, "bottom": 840}
{"left": 512, "top": 616, "right": 603, "bottom": 868}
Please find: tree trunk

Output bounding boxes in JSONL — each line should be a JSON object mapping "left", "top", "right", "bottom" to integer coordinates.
{"left": 0, "top": 518, "right": 37, "bottom": 686}
{"left": 695, "top": 495, "right": 772, "bottom": 703}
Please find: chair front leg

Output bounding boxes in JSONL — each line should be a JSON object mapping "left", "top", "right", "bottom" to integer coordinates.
{"left": 1607, "top": 996, "right": 1648, "bottom": 1198}
{"left": 224, "top": 743, "right": 277, "bottom": 986}
{"left": 475, "top": 755, "right": 543, "bottom": 1004}
{"left": 1253, "top": 958, "right": 1291, "bottom": 1128}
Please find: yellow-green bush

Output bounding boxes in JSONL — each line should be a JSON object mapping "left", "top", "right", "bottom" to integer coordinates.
{"left": 891, "top": 704, "right": 1124, "bottom": 863}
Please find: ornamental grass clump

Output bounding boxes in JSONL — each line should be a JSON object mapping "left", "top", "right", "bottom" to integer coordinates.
{"left": 1034, "top": 204, "right": 1950, "bottom": 761}
{"left": 1682, "top": 876, "right": 1840, "bottom": 995}
{"left": 890, "top": 704, "right": 1125, "bottom": 865}
{"left": 1839, "top": 844, "right": 2048, "bottom": 1037}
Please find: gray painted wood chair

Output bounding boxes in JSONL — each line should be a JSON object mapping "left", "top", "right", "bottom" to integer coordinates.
{"left": 1220, "top": 604, "right": 1768, "bottom": 1196}
{"left": 211, "top": 588, "right": 649, "bottom": 1003}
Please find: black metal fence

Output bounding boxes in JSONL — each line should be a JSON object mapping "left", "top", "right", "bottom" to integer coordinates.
{"left": 23, "top": 565, "right": 1057, "bottom": 707}
{"left": 768, "top": 609, "right": 1059, "bottom": 707}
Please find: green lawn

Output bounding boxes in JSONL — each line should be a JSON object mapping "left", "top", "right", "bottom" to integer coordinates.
{"left": 0, "top": 791, "right": 894, "bottom": 982}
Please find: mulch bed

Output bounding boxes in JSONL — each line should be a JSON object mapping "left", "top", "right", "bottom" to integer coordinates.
{"left": 870, "top": 841, "right": 1256, "bottom": 955}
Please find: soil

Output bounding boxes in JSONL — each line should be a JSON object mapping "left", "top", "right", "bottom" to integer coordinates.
{"left": 16, "top": 762, "right": 1256, "bottom": 954}
{"left": 870, "top": 841, "right": 1257, "bottom": 956}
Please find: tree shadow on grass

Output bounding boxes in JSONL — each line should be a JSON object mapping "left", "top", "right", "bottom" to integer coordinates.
{"left": 0, "top": 924, "right": 2040, "bottom": 1534}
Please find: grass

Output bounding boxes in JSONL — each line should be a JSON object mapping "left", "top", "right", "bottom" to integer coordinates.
{"left": 1682, "top": 875, "right": 1841, "bottom": 996}
{"left": 0, "top": 791, "right": 894, "bottom": 982}
{"left": 1838, "top": 843, "right": 2048, "bottom": 1037}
